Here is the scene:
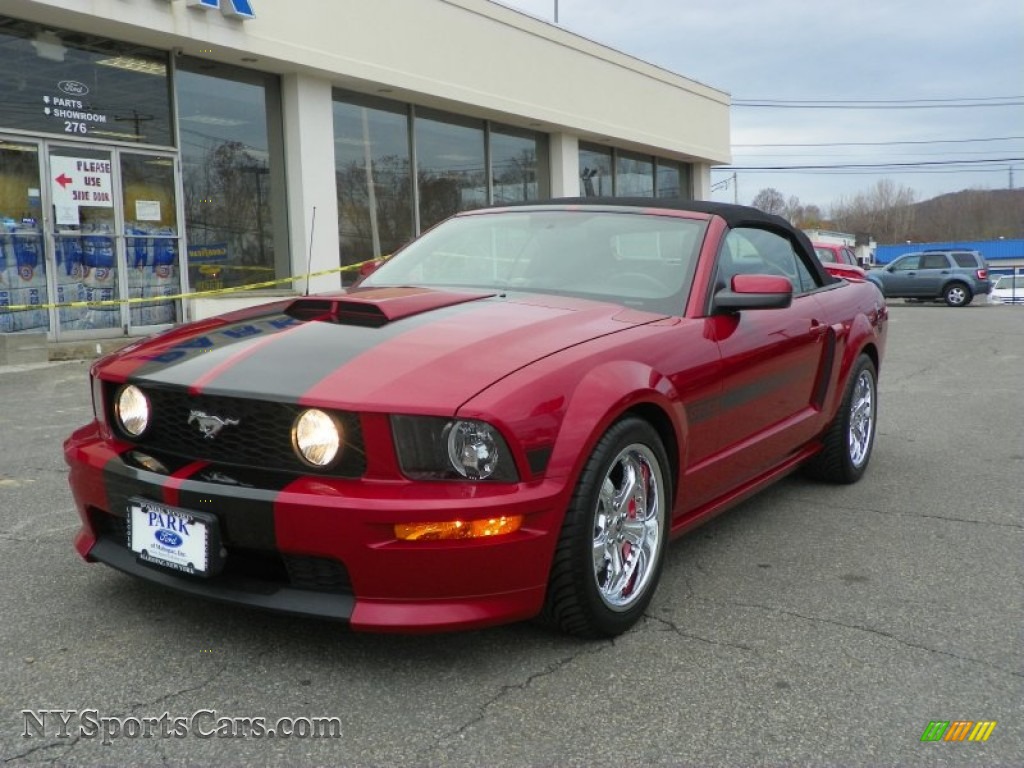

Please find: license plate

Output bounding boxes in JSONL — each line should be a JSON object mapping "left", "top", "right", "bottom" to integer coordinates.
{"left": 128, "top": 500, "right": 220, "bottom": 577}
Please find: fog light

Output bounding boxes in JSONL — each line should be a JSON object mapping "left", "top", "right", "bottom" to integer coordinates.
{"left": 394, "top": 515, "right": 523, "bottom": 541}
{"left": 292, "top": 408, "right": 342, "bottom": 467}
{"left": 115, "top": 384, "right": 150, "bottom": 437}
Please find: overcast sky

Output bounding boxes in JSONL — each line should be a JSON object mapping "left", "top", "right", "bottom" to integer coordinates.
{"left": 495, "top": 0, "right": 1024, "bottom": 212}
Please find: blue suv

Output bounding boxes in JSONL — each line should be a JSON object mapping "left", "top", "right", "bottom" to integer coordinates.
{"left": 867, "top": 250, "right": 991, "bottom": 307}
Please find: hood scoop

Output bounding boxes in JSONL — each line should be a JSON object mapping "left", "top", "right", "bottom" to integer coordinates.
{"left": 284, "top": 287, "right": 495, "bottom": 327}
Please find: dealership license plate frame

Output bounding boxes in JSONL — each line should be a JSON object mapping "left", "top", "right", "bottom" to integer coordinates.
{"left": 127, "top": 498, "right": 223, "bottom": 578}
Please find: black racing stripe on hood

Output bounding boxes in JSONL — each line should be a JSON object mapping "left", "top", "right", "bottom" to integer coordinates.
{"left": 126, "top": 313, "right": 302, "bottom": 380}
{"left": 189, "top": 300, "right": 483, "bottom": 402}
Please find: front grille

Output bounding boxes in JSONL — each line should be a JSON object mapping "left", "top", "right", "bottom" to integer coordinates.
{"left": 284, "top": 555, "right": 353, "bottom": 593}
{"left": 115, "top": 387, "right": 365, "bottom": 477}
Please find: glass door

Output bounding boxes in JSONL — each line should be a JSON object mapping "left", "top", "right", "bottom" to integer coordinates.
{"left": 120, "top": 152, "right": 182, "bottom": 332}
{"left": 47, "top": 144, "right": 123, "bottom": 336}
{"left": 43, "top": 143, "right": 182, "bottom": 339}
{"left": 0, "top": 138, "right": 48, "bottom": 334}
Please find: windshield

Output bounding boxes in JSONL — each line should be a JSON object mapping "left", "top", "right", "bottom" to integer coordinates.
{"left": 361, "top": 209, "right": 708, "bottom": 314}
{"left": 994, "top": 275, "right": 1024, "bottom": 290}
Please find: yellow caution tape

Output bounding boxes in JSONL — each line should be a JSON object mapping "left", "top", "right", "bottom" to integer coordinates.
{"left": 0, "top": 260, "right": 379, "bottom": 313}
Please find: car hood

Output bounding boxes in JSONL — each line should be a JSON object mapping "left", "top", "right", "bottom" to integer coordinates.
{"left": 98, "top": 287, "right": 665, "bottom": 413}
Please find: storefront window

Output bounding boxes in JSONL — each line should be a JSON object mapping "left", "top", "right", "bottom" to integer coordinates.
{"left": 579, "top": 144, "right": 693, "bottom": 200}
{"left": 0, "top": 16, "right": 172, "bottom": 146}
{"left": 415, "top": 110, "right": 486, "bottom": 231}
{"left": 656, "top": 160, "right": 690, "bottom": 198}
{"left": 491, "top": 126, "right": 548, "bottom": 204}
{"left": 333, "top": 92, "right": 413, "bottom": 279}
{"left": 615, "top": 151, "right": 654, "bottom": 197}
{"left": 579, "top": 144, "right": 613, "bottom": 197}
{"left": 176, "top": 59, "right": 288, "bottom": 291}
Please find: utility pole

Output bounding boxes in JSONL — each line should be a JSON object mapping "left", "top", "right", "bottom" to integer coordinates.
{"left": 554, "top": 0, "right": 559, "bottom": 23}
{"left": 1010, "top": 166, "right": 1015, "bottom": 190}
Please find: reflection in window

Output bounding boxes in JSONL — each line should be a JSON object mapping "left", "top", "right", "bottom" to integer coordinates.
{"left": 415, "top": 110, "right": 486, "bottom": 231}
{"left": 176, "top": 59, "right": 287, "bottom": 291}
{"left": 615, "top": 151, "right": 654, "bottom": 197}
{"left": 0, "top": 17, "right": 172, "bottom": 145}
{"left": 580, "top": 145, "right": 693, "bottom": 200}
{"left": 121, "top": 153, "right": 180, "bottom": 326}
{"left": 332, "top": 94, "right": 550, "bottom": 275}
{"left": 491, "top": 126, "right": 549, "bottom": 204}
{"left": 656, "top": 160, "right": 689, "bottom": 198}
{"left": 333, "top": 93, "right": 413, "bottom": 280}
{"left": 579, "top": 144, "right": 612, "bottom": 197}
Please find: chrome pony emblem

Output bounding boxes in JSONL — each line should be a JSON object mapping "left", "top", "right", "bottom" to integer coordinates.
{"left": 188, "top": 410, "right": 240, "bottom": 439}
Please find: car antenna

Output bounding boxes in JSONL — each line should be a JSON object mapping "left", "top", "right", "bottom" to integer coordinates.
{"left": 304, "top": 206, "right": 317, "bottom": 297}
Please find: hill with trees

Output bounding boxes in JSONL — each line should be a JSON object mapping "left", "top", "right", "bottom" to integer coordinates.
{"left": 750, "top": 183, "right": 1024, "bottom": 244}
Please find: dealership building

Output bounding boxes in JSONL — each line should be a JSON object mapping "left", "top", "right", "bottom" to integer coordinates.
{"left": 0, "top": 0, "right": 730, "bottom": 340}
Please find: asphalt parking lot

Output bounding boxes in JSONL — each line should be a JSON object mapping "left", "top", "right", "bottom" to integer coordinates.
{"left": 0, "top": 303, "right": 1021, "bottom": 767}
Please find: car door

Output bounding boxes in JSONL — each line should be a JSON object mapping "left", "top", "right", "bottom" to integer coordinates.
{"left": 883, "top": 253, "right": 922, "bottom": 296}
{"left": 688, "top": 226, "right": 831, "bottom": 504}
{"left": 915, "top": 253, "right": 951, "bottom": 296}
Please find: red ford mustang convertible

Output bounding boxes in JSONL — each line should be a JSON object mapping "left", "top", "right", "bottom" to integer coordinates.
{"left": 66, "top": 199, "right": 887, "bottom": 637}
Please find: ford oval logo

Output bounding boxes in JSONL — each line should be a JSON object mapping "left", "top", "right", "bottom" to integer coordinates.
{"left": 58, "top": 80, "right": 89, "bottom": 96}
{"left": 155, "top": 529, "right": 183, "bottom": 548}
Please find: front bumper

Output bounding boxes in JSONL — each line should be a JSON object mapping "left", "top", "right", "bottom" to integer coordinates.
{"left": 65, "top": 423, "right": 566, "bottom": 633}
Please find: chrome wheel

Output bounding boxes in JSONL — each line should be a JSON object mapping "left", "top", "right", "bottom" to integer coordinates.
{"left": 804, "top": 354, "right": 878, "bottom": 485}
{"left": 847, "top": 369, "right": 875, "bottom": 469}
{"left": 945, "top": 283, "right": 970, "bottom": 306}
{"left": 591, "top": 443, "right": 665, "bottom": 611}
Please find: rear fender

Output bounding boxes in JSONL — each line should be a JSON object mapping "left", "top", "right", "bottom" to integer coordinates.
{"left": 823, "top": 309, "right": 885, "bottom": 420}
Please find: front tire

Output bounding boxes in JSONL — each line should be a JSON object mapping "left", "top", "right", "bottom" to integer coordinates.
{"left": 540, "top": 418, "right": 670, "bottom": 638}
{"left": 805, "top": 354, "right": 878, "bottom": 484}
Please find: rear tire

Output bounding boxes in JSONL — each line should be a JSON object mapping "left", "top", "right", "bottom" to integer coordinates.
{"left": 805, "top": 354, "right": 877, "bottom": 484}
{"left": 944, "top": 282, "right": 972, "bottom": 307}
{"left": 540, "top": 418, "right": 670, "bottom": 638}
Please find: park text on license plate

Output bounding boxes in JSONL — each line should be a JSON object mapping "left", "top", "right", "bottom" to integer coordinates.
{"left": 129, "top": 500, "right": 211, "bottom": 576}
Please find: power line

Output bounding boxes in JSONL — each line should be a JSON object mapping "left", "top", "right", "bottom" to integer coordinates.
{"left": 734, "top": 101, "right": 1023, "bottom": 110}
{"left": 722, "top": 167, "right": 1018, "bottom": 176}
{"left": 721, "top": 157, "right": 1024, "bottom": 171}
{"left": 733, "top": 95, "right": 1022, "bottom": 105}
{"left": 732, "top": 135, "right": 1024, "bottom": 148}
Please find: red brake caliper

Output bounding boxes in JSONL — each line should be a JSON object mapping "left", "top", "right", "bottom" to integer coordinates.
{"left": 621, "top": 463, "right": 648, "bottom": 597}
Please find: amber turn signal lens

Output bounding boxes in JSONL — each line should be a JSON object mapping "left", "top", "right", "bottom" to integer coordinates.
{"left": 394, "top": 515, "right": 523, "bottom": 541}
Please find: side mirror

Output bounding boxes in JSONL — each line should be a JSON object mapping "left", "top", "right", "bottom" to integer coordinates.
{"left": 713, "top": 274, "right": 793, "bottom": 312}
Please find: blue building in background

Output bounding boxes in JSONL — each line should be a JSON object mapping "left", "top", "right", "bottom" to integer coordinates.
{"left": 875, "top": 239, "right": 1024, "bottom": 276}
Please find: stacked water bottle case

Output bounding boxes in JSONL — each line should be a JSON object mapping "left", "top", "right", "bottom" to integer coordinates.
{"left": 0, "top": 218, "right": 48, "bottom": 333}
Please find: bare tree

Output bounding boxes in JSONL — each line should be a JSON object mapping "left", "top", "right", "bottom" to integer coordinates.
{"left": 751, "top": 187, "right": 786, "bottom": 216}
{"left": 830, "top": 179, "right": 916, "bottom": 243}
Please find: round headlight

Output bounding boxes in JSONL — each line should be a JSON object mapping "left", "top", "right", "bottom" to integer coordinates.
{"left": 293, "top": 409, "right": 342, "bottom": 467}
{"left": 446, "top": 420, "right": 501, "bottom": 480}
{"left": 115, "top": 384, "right": 150, "bottom": 437}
